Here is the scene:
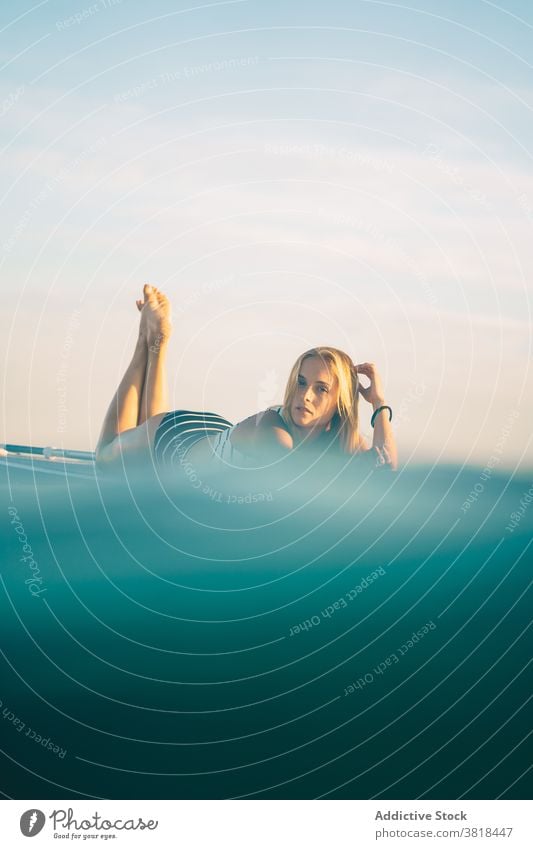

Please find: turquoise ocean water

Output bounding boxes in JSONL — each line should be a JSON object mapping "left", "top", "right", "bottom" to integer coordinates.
{"left": 1, "top": 455, "right": 531, "bottom": 799}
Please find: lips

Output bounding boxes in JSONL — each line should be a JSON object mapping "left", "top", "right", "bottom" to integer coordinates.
{"left": 296, "top": 406, "right": 312, "bottom": 414}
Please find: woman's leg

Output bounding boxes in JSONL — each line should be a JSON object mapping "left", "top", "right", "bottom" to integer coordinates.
{"left": 137, "top": 345, "right": 170, "bottom": 425}
{"left": 96, "top": 285, "right": 173, "bottom": 462}
{"left": 95, "top": 335, "right": 148, "bottom": 457}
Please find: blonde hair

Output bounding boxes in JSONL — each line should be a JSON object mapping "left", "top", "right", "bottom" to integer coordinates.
{"left": 281, "top": 347, "right": 364, "bottom": 455}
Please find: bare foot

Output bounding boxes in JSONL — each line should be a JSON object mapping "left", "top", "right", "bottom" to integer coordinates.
{"left": 136, "top": 284, "right": 173, "bottom": 351}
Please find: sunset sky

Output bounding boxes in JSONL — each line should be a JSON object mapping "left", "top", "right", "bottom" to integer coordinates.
{"left": 1, "top": 0, "right": 532, "bottom": 469}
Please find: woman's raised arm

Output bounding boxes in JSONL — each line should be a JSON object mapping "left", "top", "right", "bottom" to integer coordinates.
{"left": 355, "top": 362, "right": 398, "bottom": 471}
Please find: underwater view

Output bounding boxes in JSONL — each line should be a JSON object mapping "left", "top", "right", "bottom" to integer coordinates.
{"left": 2, "top": 455, "right": 531, "bottom": 799}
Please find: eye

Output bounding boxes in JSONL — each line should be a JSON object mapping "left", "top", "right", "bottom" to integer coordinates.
{"left": 319, "top": 386, "right": 328, "bottom": 393}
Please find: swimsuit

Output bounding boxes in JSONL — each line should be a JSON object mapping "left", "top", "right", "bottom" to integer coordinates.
{"left": 153, "top": 406, "right": 289, "bottom": 469}
{"left": 154, "top": 410, "right": 233, "bottom": 468}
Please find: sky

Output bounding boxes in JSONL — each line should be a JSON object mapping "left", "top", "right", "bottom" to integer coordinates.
{"left": 1, "top": 0, "right": 532, "bottom": 469}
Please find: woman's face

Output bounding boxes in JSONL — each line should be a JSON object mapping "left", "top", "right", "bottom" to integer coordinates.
{"left": 290, "top": 356, "right": 339, "bottom": 433}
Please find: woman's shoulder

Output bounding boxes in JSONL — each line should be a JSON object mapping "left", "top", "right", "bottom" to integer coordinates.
{"left": 229, "top": 406, "right": 293, "bottom": 456}
{"left": 230, "top": 407, "right": 289, "bottom": 439}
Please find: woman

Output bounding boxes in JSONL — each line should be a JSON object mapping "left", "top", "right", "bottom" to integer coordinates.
{"left": 95, "top": 285, "right": 397, "bottom": 472}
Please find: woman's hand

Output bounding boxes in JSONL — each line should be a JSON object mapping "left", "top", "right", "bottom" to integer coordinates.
{"left": 355, "top": 362, "right": 385, "bottom": 408}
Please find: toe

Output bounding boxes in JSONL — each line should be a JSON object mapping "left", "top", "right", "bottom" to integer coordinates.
{"left": 143, "top": 283, "right": 156, "bottom": 302}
